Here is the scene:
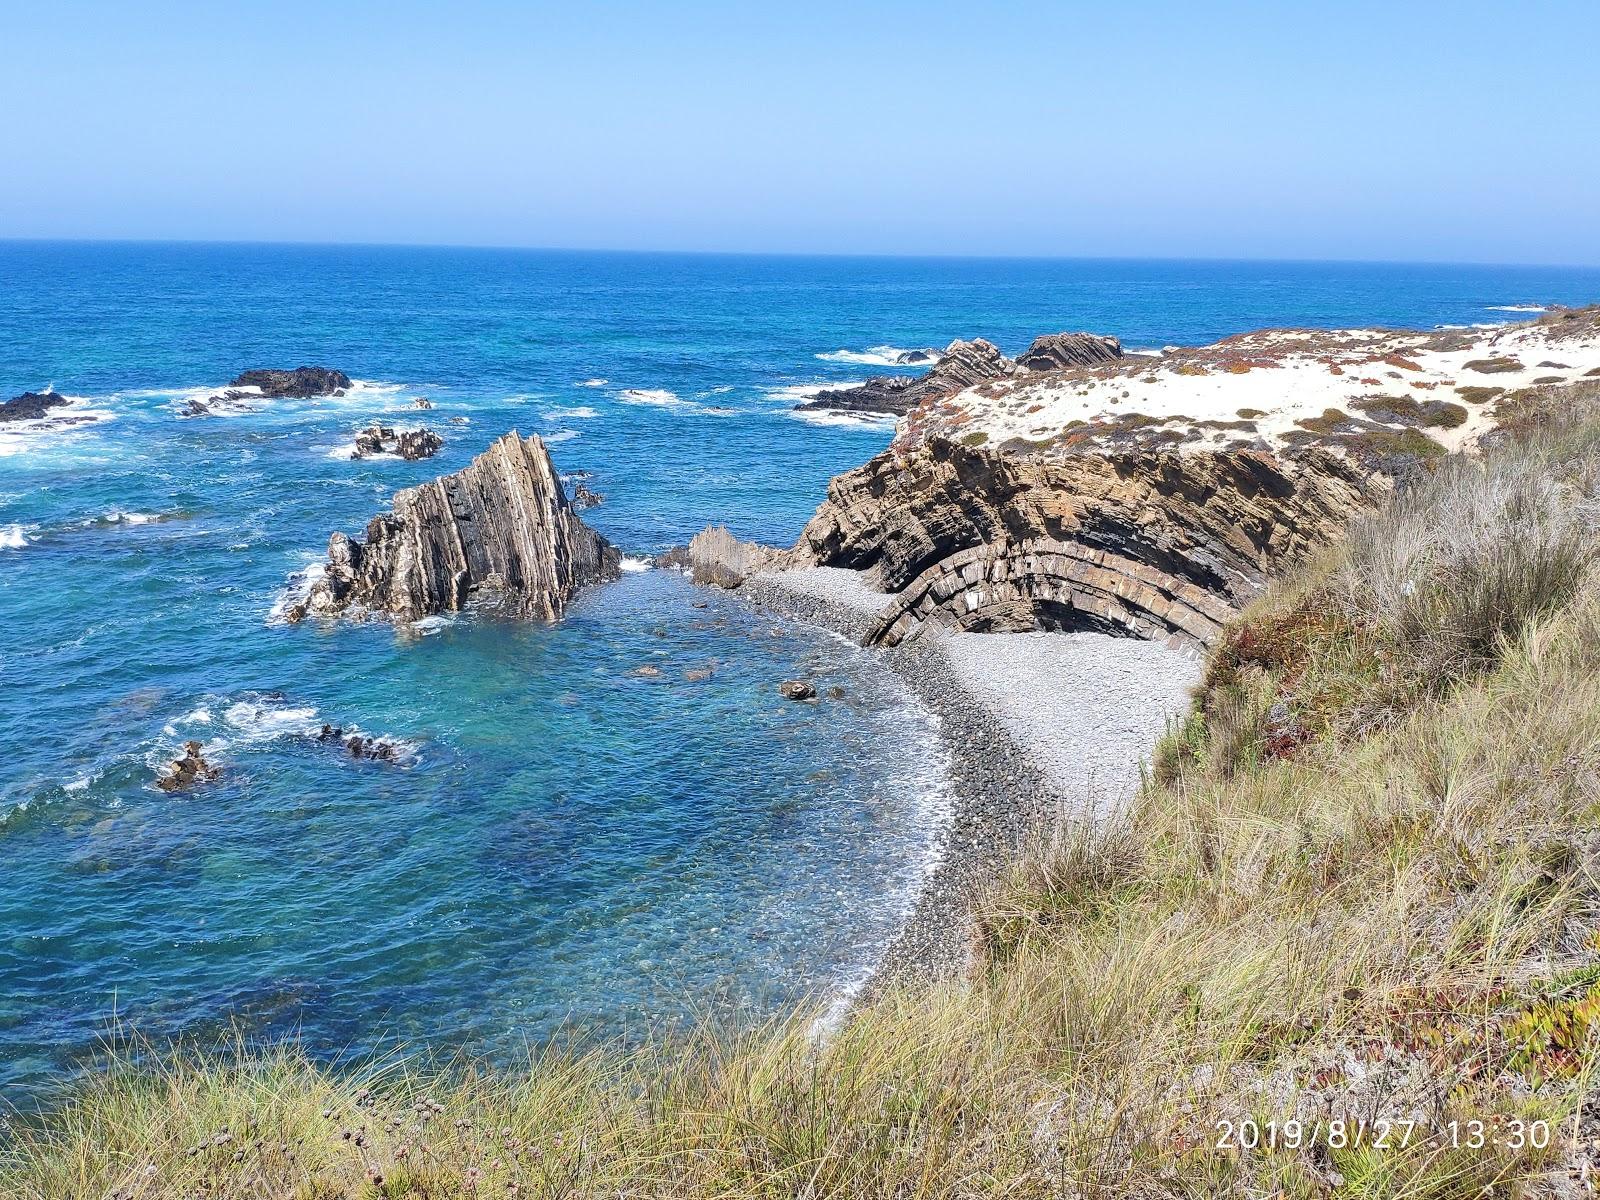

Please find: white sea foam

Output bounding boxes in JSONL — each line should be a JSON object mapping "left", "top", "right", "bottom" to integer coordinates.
{"left": 223, "top": 697, "right": 322, "bottom": 742}
{"left": 0, "top": 523, "right": 30, "bottom": 549}
{"left": 575, "top": 378, "right": 608, "bottom": 388}
{"left": 617, "top": 388, "right": 682, "bottom": 407}
{"left": 267, "top": 560, "right": 326, "bottom": 624}
{"left": 787, "top": 407, "right": 896, "bottom": 429}
{"left": 764, "top": 382, "right": 857, "bottom": 404}
{"left": 1487, "top": 304, "right": 1548, "bottom": 313}
{"left": 815, "top": 345, "right": 937, "bottom": 367}
{"left": 619, "top": 555, "right": 653, "bottom": 573}
{"left": 1126, "top": 347, "right": 1165, "bottom": 357}
{"left": 99, "top": 510, "right": 162, "bottom": 525}
{"left": 543, "top": 406, "right": 598, "bottom": 420}
{"left": 545, "top": 429, "right": 580, "bottom": 443}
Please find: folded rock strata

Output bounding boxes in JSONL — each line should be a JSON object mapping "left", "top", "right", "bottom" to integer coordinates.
{"left": 289, "top": 432, "right": 620, "bottom": 622}
{"left": 798, "top": 337, "right": 1017, "bottom": 417}
{"left": 1015, "top": 332, "right": 1123, "bottom": 372}
{"left": 788, "top": 436, "right": 1381, "bottom": 650}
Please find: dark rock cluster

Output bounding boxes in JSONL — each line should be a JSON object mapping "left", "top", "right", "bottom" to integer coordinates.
{"left": 352, "top": 424, "right": 443, "bottom": 461}
{"left": 155, "top": 741, "right": 219, "bottom": 792}
{"left": 0, "top": 390, "right": 70, "bottom": 423}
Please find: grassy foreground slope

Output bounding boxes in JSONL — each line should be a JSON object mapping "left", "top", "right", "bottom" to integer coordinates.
{"left": 6, "top": 390, "right": 1600, "bottom": 1199}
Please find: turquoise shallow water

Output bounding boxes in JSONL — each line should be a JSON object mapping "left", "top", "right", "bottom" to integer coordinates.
{"left": 3, "top": 244, "right": 1600, "bottom": 1100}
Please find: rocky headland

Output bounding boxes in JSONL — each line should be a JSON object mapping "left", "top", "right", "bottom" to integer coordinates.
{"left": 286, "top": 431, "right": 620, "bottom": 623}
{"left": 743, "top": 307, "right": 1600, "bottom": 654}
{"left": 798, "top": 332, "right": 1121, "bottom": 418}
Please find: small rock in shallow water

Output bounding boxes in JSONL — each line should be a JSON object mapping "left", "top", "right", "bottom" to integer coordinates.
{"left": 779, "top": 680, "right": 816, "bottom": 701}
{"left": 826, "top": 685, "right": 845, "bottom": 699}
{"left": 156, "top": 740, "right": 219, "bottom": 792}
{"left": 683, "top": 665, "right": 715, "bottom": 682}
{"left": 630, "top": 664, "right": 663, "bottom": 678}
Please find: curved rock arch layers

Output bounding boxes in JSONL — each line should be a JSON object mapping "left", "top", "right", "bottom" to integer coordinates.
{"left": 791, "top": 436, "right": 1381, "bottom": 649}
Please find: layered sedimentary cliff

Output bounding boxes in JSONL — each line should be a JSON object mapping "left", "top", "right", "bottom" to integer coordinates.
{"left": 800, "top": 333, "right": 1124, "bottom": 418}
{"left": 770, "top": 308, "right": 1600, "bottom": 649}
{"left": 288, "top": 432, "right": 620, "bottom": 622}
{"left": 789, "top": 437, "right": 1377, "bottom": 648}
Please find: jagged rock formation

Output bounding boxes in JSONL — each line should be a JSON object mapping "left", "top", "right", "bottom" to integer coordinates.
{"left": 791, "top": 436, "right": 1381, "bottom": 649}
{"left": 1015, "top": 332, "right": 1122, "bottom": 372}
{"left": 288, "top": 432, "right": 621, "bottom": 622}
{"left": 156, "top": 741, "right": 219, "bottom": 792}
{"left": 352, "top": 424, "right": 443, "bottom": 461}
{"left": 570, "top": 482, "right": 604, "bottom": 509}
{"left": 0, "top": 391, "right": 70, "bottom": 423}
{"left": 229, "top": 367, "right": 351, "bottom": 398}
{"left": 799, "top": 338, "right": 1017, "bottom": 417}
{"left": 679, "top": 524, "right": 778, "bottom": 587}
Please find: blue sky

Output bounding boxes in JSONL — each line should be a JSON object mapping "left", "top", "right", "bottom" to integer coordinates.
{"left": 2, "top": 0, "right": 1597, "bottom": 264}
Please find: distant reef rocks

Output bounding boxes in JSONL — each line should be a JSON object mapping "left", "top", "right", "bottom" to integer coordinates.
{"left": 797, "top": 334, "right": 1121, "bottom": 417}
{"left": 286, "top": 431, "right": 620, "bottom": 623}
{"left": 352, "top": 424, "right": 442, "bottom": 461}
{"left": 186, "top": 366, "right": 352, "bottom": 416}
{"left": 230, "top": 367, "right": 352, "bottom": 398}
{"left": 1, "top": 390, "right": 70, "bottom": 423}
{"left": 156, "top": 740, "right": 220, "bottom": 793}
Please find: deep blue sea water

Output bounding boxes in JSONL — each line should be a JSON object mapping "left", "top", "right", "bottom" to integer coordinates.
{"left": 4, "top": 243, "right": 1600, "bottom": 1100}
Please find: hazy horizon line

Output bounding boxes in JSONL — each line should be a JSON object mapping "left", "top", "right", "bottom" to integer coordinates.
{"left": 3, "top": 235, "right": 1598, "bottom": 273}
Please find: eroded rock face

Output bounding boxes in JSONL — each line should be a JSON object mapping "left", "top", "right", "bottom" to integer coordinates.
{"left": 230, "top": 367, "right": 352, "bottom": 398}
{"left": 291, "top": 432, "right": 620, "bottom": 622}
{"left": 352, "top": 424, "right": 443, "bottom": 461}
{"left": 681, "top": 524, "right": 777, "bottom": 587}
{"left": 0, "top": 391, "right": 70, "bottom": 423}
{"left": 791, "top": 436, "right": 1382, "bottom": 648}
{"left": 1016, "top": 332, "right": 1122, "bottom": 372}
{"left": 799, "top": 338, "right": 1017, "bottom": 417}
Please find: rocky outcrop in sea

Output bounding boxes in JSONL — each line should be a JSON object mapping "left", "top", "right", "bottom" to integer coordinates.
{"left": 0, "top": 391, "right": 71, "bottom": 423}
{"left": 352, "top": 424, "right": 442, "bottom": 461}
{"left": 1015, "top": 332, "right": 1123, "bottom": 372}
{"left": 287, "top": 432, "right": 621, "bottom": 623}
{"left": 230, "top": 367, "right": 352, "bottom": 398}
{"left": 186, "top": 367, "right": 352, "bottom": 416}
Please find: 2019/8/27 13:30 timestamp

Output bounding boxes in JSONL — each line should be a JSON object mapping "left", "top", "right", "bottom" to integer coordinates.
{"left": 1215, "top": 1118, "right": 1553, "bottom": 1152}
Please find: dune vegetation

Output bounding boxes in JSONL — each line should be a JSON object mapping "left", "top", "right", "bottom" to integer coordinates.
{"left": 6, "top": 386, "right": 1600, "bottom": 1199}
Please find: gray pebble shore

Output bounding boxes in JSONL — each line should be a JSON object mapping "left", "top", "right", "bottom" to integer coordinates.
{"left": 738, "top": 566, "right": 1200, "bottom": 993}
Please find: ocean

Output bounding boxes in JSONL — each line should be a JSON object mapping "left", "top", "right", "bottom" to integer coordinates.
{"left": 3, "top": 242, "right": 1599, "bottom": 1099}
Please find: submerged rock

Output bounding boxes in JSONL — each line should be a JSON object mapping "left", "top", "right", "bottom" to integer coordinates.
{"left": 156, "top": 740, "right": 219, "bottom": 792}
{"left": 1, "top": 390, "right": 71, "bottom": 423}
{"left": 779, "top": 680, "right": 817, "bottom": 701}
{"left": 412, "top": 397, "right": 434, "bottom": 409}
{"left": 315, "top": 724, "right": 403, "bottom": 762}
{"left": 351, "top": 424, "right": 443, "bottom": 461}
{"left": 570, "top": 481, "right": 604, "bottom": 509}
{"left": 290, "top": 431, "right": 621, "bottom": 622}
